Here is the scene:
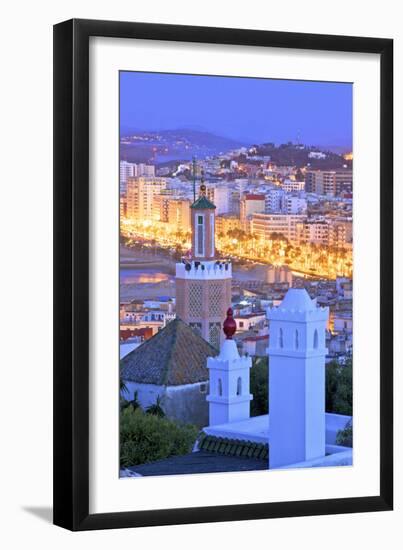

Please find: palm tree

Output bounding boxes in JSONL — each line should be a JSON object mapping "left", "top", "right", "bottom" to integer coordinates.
{"left": 146, "top": 395, "right": 165, "bottom": 417}
{"left": 120, "top": 376, "right": 128, "bottom": 396}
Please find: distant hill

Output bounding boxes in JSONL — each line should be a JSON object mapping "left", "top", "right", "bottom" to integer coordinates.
{"left": 120, "top": 128, "right": 246, "bottom": 164}
{"left": 250, "top": 142, "right": 351, "bottom": 170}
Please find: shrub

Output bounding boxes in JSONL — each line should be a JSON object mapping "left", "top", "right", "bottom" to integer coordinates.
{"left": 250, "top": 356, "right": 268, "bottom": 416}
{"left": 326, "top": 359, "right": 353, "bottom": 416}
{"left": 120, "top": 406, "right": 198, "bottom": 467}
{"left": 336, "top": 423, "right": 353, "bottom": 447}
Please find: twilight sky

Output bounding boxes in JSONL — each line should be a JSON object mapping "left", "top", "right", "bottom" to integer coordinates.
{"left": 120, "top": 71, "right": 352, "bottom": 149}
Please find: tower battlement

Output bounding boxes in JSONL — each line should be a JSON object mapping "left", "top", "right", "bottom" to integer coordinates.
{"left": 268, "top": 305, "right": 329, "bottom": 323}
{"left": 207, "top": 354, "right": 251, "bottom": 371}
{"left": 267, "top": 288, "right": 328, "bottom": 322}
{"left": 176, "top": 260, "right": 232, "bottom": 280}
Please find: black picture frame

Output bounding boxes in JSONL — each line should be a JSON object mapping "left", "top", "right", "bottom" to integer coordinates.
{"left": 53, "top": 18, "right": 393, "bottom": 531}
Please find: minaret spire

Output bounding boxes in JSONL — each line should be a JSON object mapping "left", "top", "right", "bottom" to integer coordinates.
{"left": 199, "top": 169, "right": 206, "bottom": 197}
{"left": 192, "top": 156, "right": 197, "bottom": 203}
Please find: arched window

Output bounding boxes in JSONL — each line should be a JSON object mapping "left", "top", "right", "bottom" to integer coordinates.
{"left": 236, "top": 377, "right": 242, "bottom": 396}
{"left": 218, "top": 378, "right": 223, "bottom": 396}
{"left": 295, "top": 329, "right": 299, "bottom": 349}
{"left": 313, "top": 329, "right": 319, "bottom": 349}
{"left": 279, "top": 327, "right": 284, "bottom": 348}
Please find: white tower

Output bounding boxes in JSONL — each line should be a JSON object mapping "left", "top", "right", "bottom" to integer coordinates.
{"left": 206, "top": 309, "right": 253, "bottom": 426}
{"left": 268, "top": 289, "right": 329, "bottom": 468}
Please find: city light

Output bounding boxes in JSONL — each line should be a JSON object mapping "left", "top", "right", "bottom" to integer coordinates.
{"left": 121, "top": 216, "right": 353, "bottom": 279}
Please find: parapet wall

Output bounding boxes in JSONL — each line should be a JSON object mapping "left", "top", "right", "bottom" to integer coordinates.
{"left": 176, "top": 260, "right": 232, "bottom": 280}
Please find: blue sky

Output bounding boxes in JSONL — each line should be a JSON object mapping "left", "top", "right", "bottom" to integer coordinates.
{"left": 120, "top": 71, "right": 352, "bottom": 148}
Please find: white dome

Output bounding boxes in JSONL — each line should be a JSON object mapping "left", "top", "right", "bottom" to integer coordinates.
{"left": 280, "top": 288, "right": 315, "bottom": 311}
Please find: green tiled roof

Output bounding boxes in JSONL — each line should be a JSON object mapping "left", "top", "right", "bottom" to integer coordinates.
{"left": 120, "top": 318, "right": 218, "bottom": 386}
{"left": 190, "top": 196, "right": 216, "bottom": 209}
{"left": 198, "top": 433, "right": 269, "bottom": 460}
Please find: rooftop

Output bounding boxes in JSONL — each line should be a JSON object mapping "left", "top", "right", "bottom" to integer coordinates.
{"left": 190, "top": 196, "right": 216, "bottom": 210}
{"left": 243, "top": 194, "right": 266, "bottom": 200}
{"left": 120, "top": 318, "right": 218, "bottom": 386}
{"left": 126, "top": 450, "right": 267, "bottom": 477}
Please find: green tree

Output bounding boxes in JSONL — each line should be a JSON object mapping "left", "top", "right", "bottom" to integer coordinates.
{"left": 120, "top": 389, "right": 141, "bottom": 412}
{"left": 120, "top": 407, "right": 198, "bottom": 467}
{"left": 326, "top": 359, "right": 353, "bottom": 415}
{"left": 250, "top": 356, "right": 269, "bottom": 416}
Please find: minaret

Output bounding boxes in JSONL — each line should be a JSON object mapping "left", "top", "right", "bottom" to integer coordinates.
{"left": 190, "top": 171, "right": 216, "bottom": 261}
{"left": 267, "top": 289, "right": 329, "bottom": 468}
{"left": 175, "top": 170, "right": 232, "bottom": 349}
{"left": 206, "top": 309, "right": 253, "bottom": 425}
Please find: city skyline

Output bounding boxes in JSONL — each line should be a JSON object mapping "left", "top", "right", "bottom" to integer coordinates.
{"left": 119, "top": 71, "right": 353, "bottom": 478}
{"left": 120, "top": 71, "right": 352, "bottom": 149}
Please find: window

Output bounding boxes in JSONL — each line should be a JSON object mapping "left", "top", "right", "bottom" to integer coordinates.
{"left": 236, "top": 377, "right": 242, "bottom": 396}
{"left": 218, "top": 378, "right": 223, "bottom": 396}
{"left": 197, "top": 214, "right": 204, "bottom": 256}
{"left": 279, "top": 327, "right": 284, "bottom": 348}
{"left": 209, "top": 322, "right": 221, "bottom": 350}
{"left": 199, "top": 383, "right": 207, "bottom": 394}
{"left": 295, "top": 329, "right": 299, "bottom": 349}
{"left": 210, "top": 213, "right": 215, "bottom": 257}
{"left": 314, "top": 329, "right": 319, "bottom": 349}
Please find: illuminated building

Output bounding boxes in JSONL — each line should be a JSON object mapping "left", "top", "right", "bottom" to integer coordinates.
{"left": 296, "top": 220, "right": 330, "bottom": 245}
{"left": 251, "top": 213, "right": 307, "bottom": 243}
{"left": 215, "top": 214, "right": 241, "bottom": 236}
{"left": 152, "top": 190, "right": 174, "bottom": 222}
{"left": 166, "top": 198, "right": 191, "bottom": 232}
{"left": 126, "top": 176, "right": 166, "bottom": 221}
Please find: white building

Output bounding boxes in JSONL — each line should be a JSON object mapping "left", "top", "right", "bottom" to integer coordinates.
{"left": 120, "top": 161, "right": 156, "bottom": 195}
{"left": 137, "top": 163, "right": 155, "bottom": 177}
{"left": 120, "top": 160, "right": 137, "bottom": 195}
{"left": 265, "top": 188, "right": 286, "bottom": 213}
{"left": 207, "top": 186, "right": 231, "bottom": 215}
{"left": 308, "top": 151, "right": 327, "bottom": 159}
{"left": 234, "top": 312, "right": 266, "bottom": 332}
{"left": 284, "top": 195, "right": 307, "bottom": 214}
{"left": 281, "top": 179, "right": 305, "bottom": 192}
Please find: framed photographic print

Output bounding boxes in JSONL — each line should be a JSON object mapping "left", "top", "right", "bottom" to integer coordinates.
{"left": 53, "top": 19, "right": 393, "bottom": 530}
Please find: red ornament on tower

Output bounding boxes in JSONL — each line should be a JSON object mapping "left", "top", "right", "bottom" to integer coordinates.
{"left": 223, "top": 308, "right": 237, "bottom": 339}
